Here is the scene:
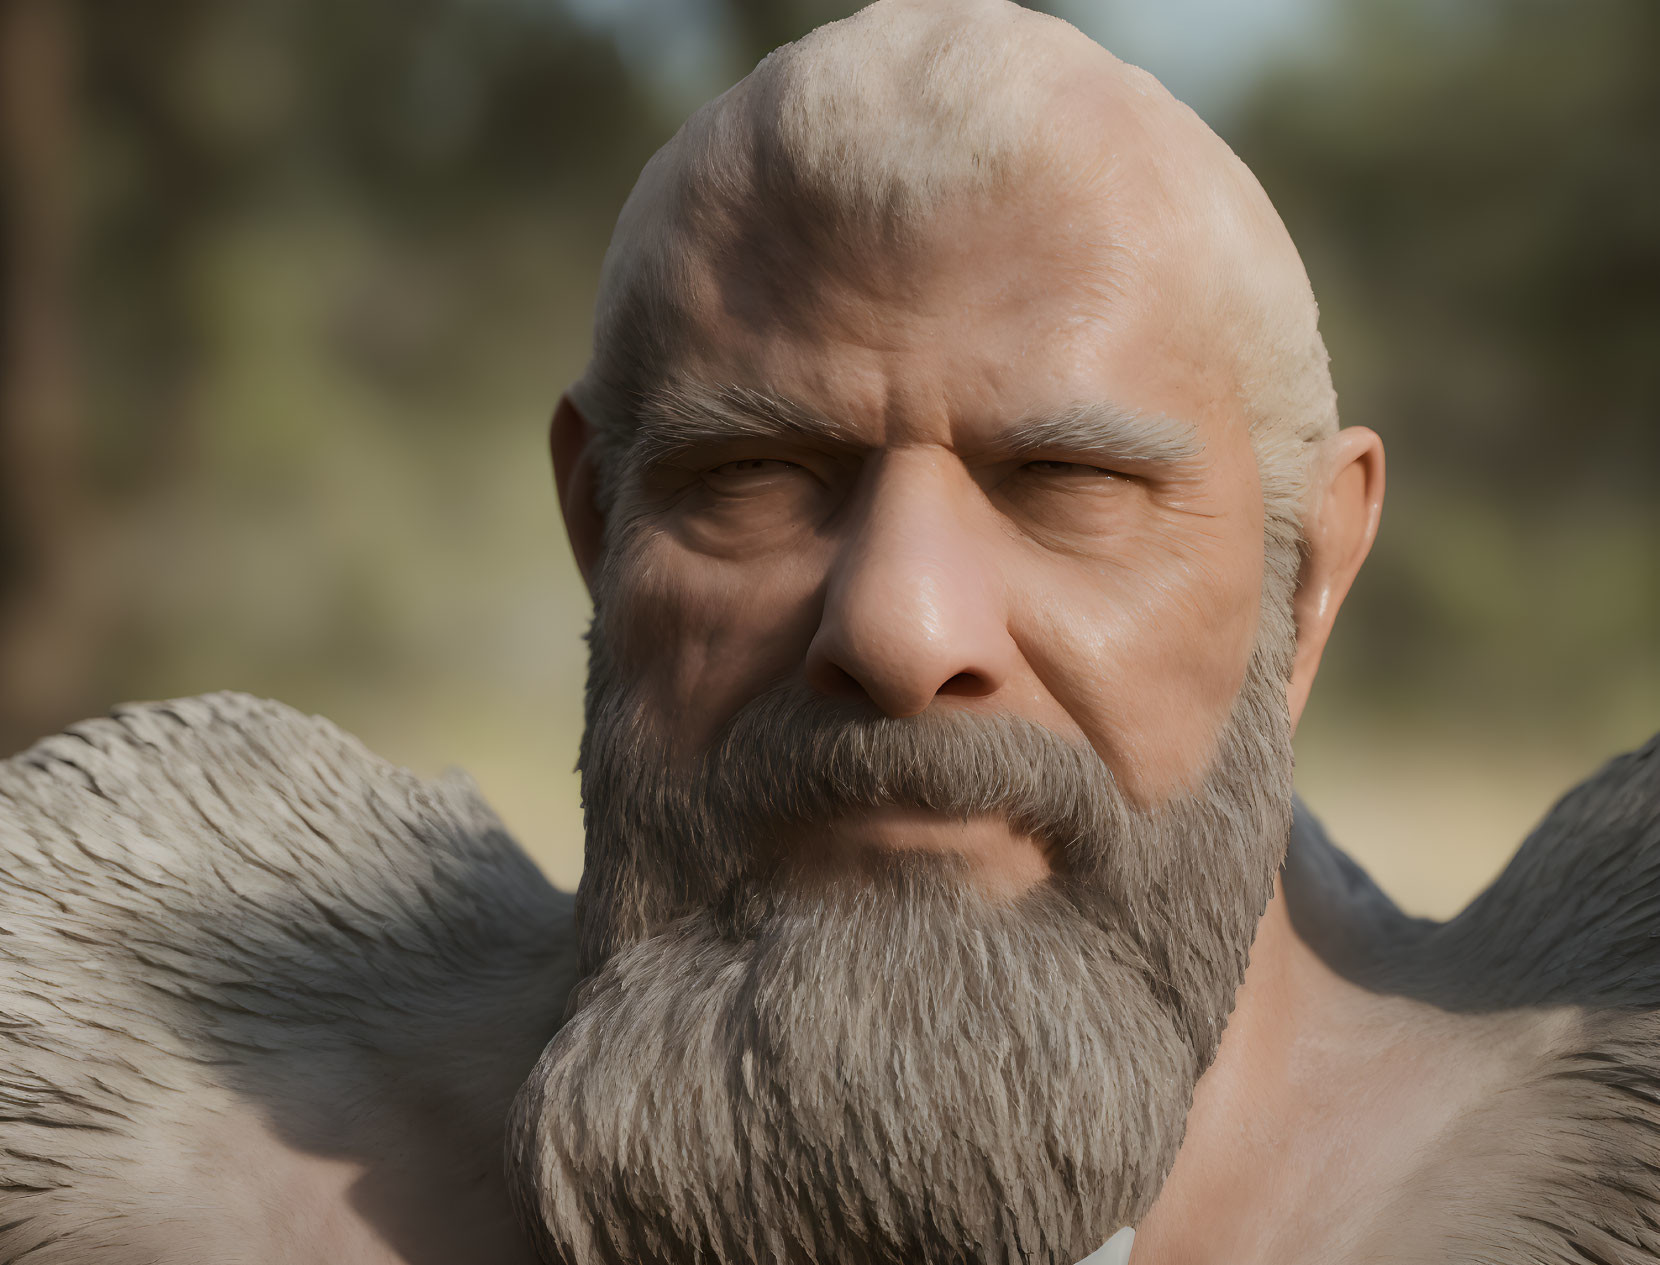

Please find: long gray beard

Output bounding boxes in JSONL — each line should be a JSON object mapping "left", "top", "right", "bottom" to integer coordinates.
{"left": 508, "top": 623, "right": 1295, "bottom": 1264}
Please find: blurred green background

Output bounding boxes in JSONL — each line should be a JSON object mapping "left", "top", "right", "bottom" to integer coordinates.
{"left": 2, "top": 0, "right": 1655, "bottom": 916}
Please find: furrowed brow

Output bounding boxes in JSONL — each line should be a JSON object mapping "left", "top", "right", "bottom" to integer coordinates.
{"left": 630, "top": 383, "right": 851, "bottom": 467}
{"left": 1003, "top": 403, "right": 1204, "bottom": 467}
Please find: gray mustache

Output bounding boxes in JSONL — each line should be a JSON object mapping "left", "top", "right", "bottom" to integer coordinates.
{"left": 688, "top": 682, "right": 1129, "bottom": 868}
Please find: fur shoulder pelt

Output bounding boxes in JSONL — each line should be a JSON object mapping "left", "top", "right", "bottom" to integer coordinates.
{"left": 1287, "top": 730, "right": 1660, "bottom": 1011}
{"left": 0, "top": 692, "right": 577, "bottom": 1264}
{"left": 1287, "top": 731, "right": 1660, "bottom": 1264}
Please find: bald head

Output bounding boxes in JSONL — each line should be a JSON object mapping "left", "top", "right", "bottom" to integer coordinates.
{"left": 576, "top": 0, "right": 1336, "bottom": 560}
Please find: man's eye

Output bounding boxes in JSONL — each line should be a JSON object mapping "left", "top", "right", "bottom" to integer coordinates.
{"left": 708, "top": 458, "right": 799, "bottom": 478}
{"left": 701, "top": 458, "right": 815, "bottom": 496}
{"left": 1022, "top": 459, "right": 1120, "bottom": 478}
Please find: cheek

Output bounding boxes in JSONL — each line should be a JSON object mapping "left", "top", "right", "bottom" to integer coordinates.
{"left": 602, "top": 529, "right": 831, "bottom": 752}
{"left": 1013, "top": 516, "right": 1263, "bottom": 805}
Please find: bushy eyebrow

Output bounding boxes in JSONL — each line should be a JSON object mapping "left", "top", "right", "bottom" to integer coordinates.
{"left": 631, "top": 384, "right": 851, "bottom": 467}
{"left": 998, "top": 402, "right": 1205, "bottom": 467}
{"left": 630, "top": 383, "right": 1203, "bottom": 468}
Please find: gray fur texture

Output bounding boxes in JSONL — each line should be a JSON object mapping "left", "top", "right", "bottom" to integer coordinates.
{"left": 0, "top": 693, "right": 576, "bottom": 1264}
{"left": 1288, "top": 733, "right": 1660, "bottom": 1264}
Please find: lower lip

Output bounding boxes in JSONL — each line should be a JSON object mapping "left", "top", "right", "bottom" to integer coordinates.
{"left": 798, "top": 808, "right": 1052, "bottom": 896}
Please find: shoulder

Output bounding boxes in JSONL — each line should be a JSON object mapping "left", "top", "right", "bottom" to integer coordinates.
{"left": 1289, "top": 735, "right": 1660, "bottom": 1259}
{"left": 0, "top": 693, "right": 576, "bottom": 1263}
{"left": 1290, "top": 730, "right": 1660, "bottom": 1010}
{"left": 0, "top": 690, "right": 571, "bottom": 970}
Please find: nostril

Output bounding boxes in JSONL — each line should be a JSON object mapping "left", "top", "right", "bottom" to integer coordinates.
{"left": 809, "top": 661, "right": 869, "bottom": 700}
{"left": 937, "top": 671, "right": 995, "bottom": 698}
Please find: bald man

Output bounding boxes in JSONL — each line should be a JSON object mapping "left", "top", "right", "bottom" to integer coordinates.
{"left": 2, "top": 3, "right": 1658, "bottom": 1263}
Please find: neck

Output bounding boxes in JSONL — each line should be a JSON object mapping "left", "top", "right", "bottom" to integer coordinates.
{"left": 1129, "top": 879, "right": 1345, "bottom": 1259}
{"left": 1131, "top": 873, "right": 1562, "bottom": 1263}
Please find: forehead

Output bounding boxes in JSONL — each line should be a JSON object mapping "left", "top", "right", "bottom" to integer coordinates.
{"left": 657, "top": 184, "right": 1249, "bottom": 458}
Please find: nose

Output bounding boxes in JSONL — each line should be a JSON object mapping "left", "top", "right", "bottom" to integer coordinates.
{"left": 804, "top": 453, "right": 1017, "bottom": 717}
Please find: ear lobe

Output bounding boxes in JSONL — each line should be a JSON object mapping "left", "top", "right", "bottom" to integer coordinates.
{"left": 1287, "top": 426, "right": 1384, "bottom": 729}
{"left": 551, "top": 393, "right": 606, "bottom": 594}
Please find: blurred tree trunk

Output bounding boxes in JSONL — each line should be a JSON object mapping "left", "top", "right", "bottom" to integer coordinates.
{"left": 0, "top": 0, "right": 102, "bottom": 753}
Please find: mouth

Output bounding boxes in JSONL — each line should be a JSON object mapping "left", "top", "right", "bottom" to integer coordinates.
{"left": 793, "top": 807, "right": 1053, "bottom": 898}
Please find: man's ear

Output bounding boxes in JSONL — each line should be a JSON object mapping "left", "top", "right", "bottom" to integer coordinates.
{"left": 550, "top": 393, "right": 605, "bottom": 594}
{"left": 1287, "top": 426, "right": 1384, "bottom": 729}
